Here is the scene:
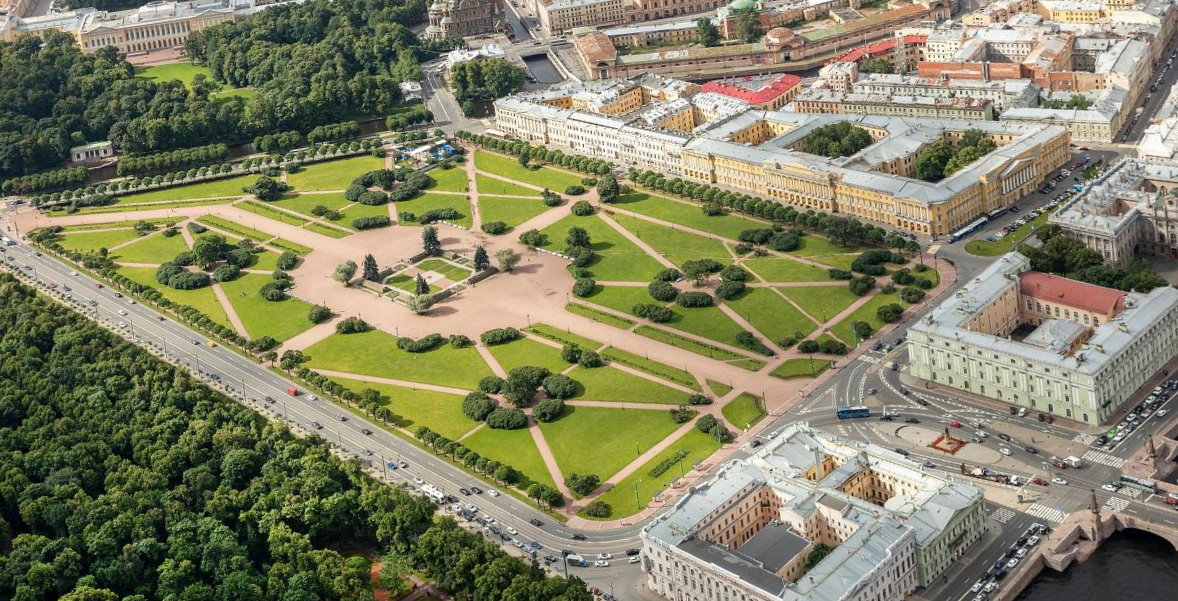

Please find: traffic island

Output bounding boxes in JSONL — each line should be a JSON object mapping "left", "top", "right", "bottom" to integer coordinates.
{"left": 931, "top": 434, "right": 967, "bottom": 454}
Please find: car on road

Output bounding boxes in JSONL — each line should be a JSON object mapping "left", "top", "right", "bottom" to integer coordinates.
{"left": 905, "top": 417, "right": 920, "bottom": 424}
{"left": 997, "top": 433, "right": 1012, "bottom": 441}
{"left": 572, "top": 533, "right": 587, "bottom": 541}
{"left": 1160, "top": 409, "right": 1169, "bottom": 418}
{"left": 530, "top": 518, "right": 544, "bottom": 527}
{"left": 1101, "top": 483, "right": 1120, "bottom": 492}
{"left": 1024, "top": 446, "right": 1038, "bottom": 454}
{"left": 311, "top": 421, "right": 322, "bottom": 429}
{"left": 338, "top": 415, "right": 347, "bottom": 422}
{"left": 206, "top": 341, "right": 217, "bottom": 348}
{"left": 488, "top": 488, "right": 500, "bottom": 497}
{"left": 361, "top": 428, "right": 372, "bottom": 435}
{"left": 398, "top": 459, "right": 408, "bottom": 468}
{"left": 880, "top": 415, "right": 894, "bottom": 422}
{"left": 626, "top": 548, "right": 640, "bottom": 556}
{"left": 999, "top": 447, "right": 1012, "bottom": 456}
{"left": 118, "top": 309, "right": 127, "bottom": 315}
{"left": 1027, "top": 536, "right": 1040, "bottom": 546}
{"left": 544, "top": 555, "right": 558, "bottom": 563}
{"left": 1032, "top": 477, "right": 1048, "bottom": 486}
{"left": 412, "top": 476, "right": 424, "bottom": 485}
{"left": 364, "top": 449, "right": 373, "bottom": 456}
{"left": 629, "top": 556, "right": 641, "bottom": 564}
{"left": 594, "top": 560, "right": 610, "bottom": 567}
{"left": 460, "top": 488, "right": 471, "bottom": 496}
{"left": 893, "top": 448, "right": 909, "bottom": 456}
{"left": 471, "top": 485, "right": 483, "bottom": 494}
{"left": 866, "top": 388, "right": 877, "bottom": 395}
{"left": 117, "top": 321, "right": 127, "bottom": 329}
{"left": 596, "top": 553, "right": 612, "bottom": 560}
{"left": 506, "top": 526, "right": 518, "bottom": 535}
{"left": 984, "top": 582, "right": 999, "bottom": 593}
{"left": 1005, "top": 558, "right": 1019, "bottom": 569}
{"left": 70, "top": 271, "right": 79, "bottom": 276}
{"left": 949, "top": 420, "right": 962, "bottom": 428}
{"left": 970, "top": 582, "right": 984, "bottom": 594}
{"left": 466, "top": 503, "right": 478, "bottom": 513}
{"left": 386, "top": 460, "right": 398, "bottom": 469}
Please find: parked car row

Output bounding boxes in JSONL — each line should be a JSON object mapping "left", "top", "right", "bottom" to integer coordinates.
{"left": 970, "top": 525, "right": 1048, "bottom": 600}
{"left": 1097, "top": 380, "right": 1177, "bottom": 448}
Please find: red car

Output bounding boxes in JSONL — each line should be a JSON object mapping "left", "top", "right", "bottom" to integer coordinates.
{"left": 949, "top": 420, "right": 962, "bottom": 428}
{"left": 1165, "top": 497, "right": 1178, "bottom": 506}
{"left": 1032, "top": 477, "right": 1048, "bottom": 486}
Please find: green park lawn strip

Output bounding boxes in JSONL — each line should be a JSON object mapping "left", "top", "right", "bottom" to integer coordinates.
{"left": 791, "top": 235, "right": 863, "bottom": 258}
{"left": 665, "top": 305, "right": 749, "bottom": 350}
{"left": 266, "top": 238, "right": 312, "bottom": 256}
{"left": 340, "top": 201, "right": 393, "bottom": 224}
{"left": 487, "top": 337, "right": 570, "bottom": 375}
{"left": 239, "top": 200, "right": 312, "bottom": 226}
{"left": 724, "top": 288, "right": 817, "bottom": 343}
{"left": 524, "top": 324, "right": 603, "bottom": 351}
{"left": 965, "top": 207, "right": 1055, "bottom": 256}
{"left": 565, "top": 303, "right": 637, "bottom": 330}
{"left": 474, "top": 174, "right": 539, "bottom": 197}
{"left": 249, "top": 250, "right": 282, "bottom": 271}
{"left": 386, "top": 274, "right": 442, "bottom": 295}
{"left": 136, "top": 62, "right": 214, "bottom": 88}
{"left": 272, "top": 193, "right": 351, "bottom": 218}
{"left": 829, "top": 292, "right": 906, "bottom": 345}
{"left": 567, "top": 365, "right": 689, "bottom": 405}
{"left": 197, "top": 216, "right": 274, "bottom": 242}
{"left": 634, "top": 326, "right": 764, "bottom": 370}
{"left": 113, "top": 232, "right": 191, "bottom": 264}
{"left": 614, "top": 192, "right": 763, "bottom": 240}
{"left": 707, "top": 379, "right": 733, "bottom": 397}
{"left": 304, "top": 329, "right": 493, "bottom": 389}
{"left": 538, "top": 214, "right": 666, "bottom": 281}
{"left": 474, "top": 150, "right": 585, "bottom": 190}
{"left": 478, "top": 195, "right": 550, "bottom": 228}
{"left": 287, "top": 155, "right": 384, "bottom": 191}
{"left": 330, "top": 377, "right": 473, "bottom": 440}
{"left": 610, "top": 213, "right": 729, "bottom": 265}
{"left": 116, "top": 266, "right": 232, "bottom": 328}
{"left": 538, "top": 405, "right": 683, "bottom": 483}
{"left": 582, "top": 285, "right": 656, "bottom": 317}
{"left": 722, "top": 393, "right": 766, "bottom": 430}
{"left": 913, "top": 265, "right": 939, "bottom": 287}
{"left": 218, "top": 274, "right": 315, "bottom": 341}
{"left": 600, "top": 346, "right": 699, "bottom": 391}
{"left": 810, "top": 253, "right": 858, "bottom": 271}
{"left": 304, "top": 222, "right": 351, "bottom": 238}
{"left": 460, "top": 426, "right": 557, "bottom": 491}
{"left": 395, "top": 193, "right": 473, "bottom": 228}
{"left": 215, "top": 88, "right": 255, "bottom": 101}
{"left": 426, "top": 165, "right": 471, "bottom": 192}
{"left": 58, "top": 218, "right": 180, "bottom": 232}
{"left": 416, "top": 258, "right": 472, "bottom": 281}
{"left": 57, "top": 229, "right": 146, "bottom": 254}
{"left": 53, "top": 198, "right": 236, "bottom": 216}
{"left": 115, "top": 175, "right": 253, "bottom": 204}
{"left": 742, "top": 257, "right": 831, "bottom": 282}
{"left": 771, "top": 358, "right": 830, "bottom": 380}
{"left": 582, "top": 429, "right": 721, "bottom": 520}
{"left": 778, "top": 285, "right": 861, "bottom": 323}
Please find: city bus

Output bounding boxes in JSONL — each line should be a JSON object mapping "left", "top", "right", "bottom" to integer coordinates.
{"left": 836, "top": 406, "right": 872, "bottom": 420}
{"left": 949, "top": 217, "right": 989, "bottom": 243}
{"left": 986, "top": 206, "right": 1011, "bottom": 221}
{"left": 1120, "top": 475, "right": 1158, "bottom": 494}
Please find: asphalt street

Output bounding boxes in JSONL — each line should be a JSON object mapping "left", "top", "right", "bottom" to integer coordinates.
{"left": 1122, "top": 42, "right": 1178, "bottom": 143}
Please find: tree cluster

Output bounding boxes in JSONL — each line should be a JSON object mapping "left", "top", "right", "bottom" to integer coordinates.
{"left": 450, "top": 59, "right": 526, "bottom": 106}
{"left": 914, "top": 129, "right": 997, "bottom": 182}
{"left": 802, "top": 122, "right": 874, "bottom": 158}
{"left": 1, "top": 166, "right": 86, "bottom": 195}
{"left": 307, "top": 121, "right": 361, "bottom": 144}
{"left": 1020, "top": 228, "right": 1167, "bottom": 292}
{"left": 116, "top": 143, "right": 229, "bottom": 176}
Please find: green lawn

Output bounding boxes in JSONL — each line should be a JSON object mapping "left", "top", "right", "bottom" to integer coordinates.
{"left": 305, "top": 222, "right": 351, "bottom": 238}
{"left": 136, "top": 63, "right": 214, "bottom": 88}
{"left": 810, "top": 253, "right": 858, "bottom": 271}
{"left": 474, "top": 150, "right": 585, "bottom": 190}
{"left": 721, "top": 393, "right": 765, "bottom": 430}
{"left": 486, "top": 337, "right": 569, "bottom": 375}
{"left": 724, "top": 288, "right": 816, "bottom": 343}
{"left": 249, "top": 250, "right": 282, "bottom": 271}
{"left": 330, "top": 377, "right": 474, "bottom": 440}
{"left": 115, "top": 176, "right": 253, "bottom": 204}
{"left": 913, "top": 265, "right": 939, "bottom": 287}
{"left": 665, "top": 305, "right": 749, "bottom": 349}
{"left": 116, "top": 266, "right": 232, "bottom": 328}
{"left": 197, "top": 216, "right": 274, "bottom": 242}
{"left": 478, "top": 195, "right": 550, "bottom": 228}
{"left": 524, "top": 325, "right": 603, "bottom": 351}
{"left": 304, "top": 330, "right": 493, "bottom": 389}
{"left": 613, "top": 192, "right": 763, "bottom": 240}
{"left": 791, "top": 235, "right": 863, "bottom": 257}
{"left": 416, "top": 258, "right": 472, "bottom": 281}
{"left": 564, "top": 302, "right": 637, "bottom": 330}
{"left": 267, "top": 238, "right": 312, "bottom": 256}
{"left": 395, "top": 193, "right": 473, "bottom": 228}
{"left": 57, "top": 229, "right": 145, "bottom": 254}
{"left": 771, "top": 358, "right": 830, "bottom": 380}
{"left": 567, "top": 365, "right": 689, "bottom": 405}
{"left": 53, "top": 198, "right": 237, "bottom": 216}
{"left": 633, "top": 326, "right": 763, "bottom": 369}
{"left": 582, "top": 429, "right": 720, "bottom": 520}
{"left": 386, "top": 274, "right": 442, "bottom": 295}
{"left": 537, "top": 214, "right": 665, "bottom": 281}
{"left": 339, "top": 201, "right": 393, "bottom": 224}
{"left": 218, "top": 274, "right": 315, "bottom": 341}
{"left": 600, "top": 346, "right": 699, "bottom": 391}
{"left": 966, "top": 208, "right": 1055, "bottom": 256}
{"left": 113, "top": 232, "right": 191, "bottom": 264}
{"left": 829, "top": 292, "right": 906, "bottom": 345}
{"left": 214, "top": 88, "right": 255, "bottom": 101}
{"left": 272, "top": 193, "right": 351, "bottom": 218}
{"left": 288, "top": 155, "right": 384, "bottom": 191}
{"left": 474, "top": 175, "right": 539, "bottom": 197}
{"left": 779, "top": 285, "right": 861, "bottom": 323}
{"left": 426, "top": 165, "right": 471, "bottom": 192}
{"left": 56, "top": 218, "right": 180, "bottom": 232}
{"left": 611, "top": 213, "right": 729, "bottom": 265}
{"left": 582, "top": 285, "right": 656, "bottom": 316}
{"left": 239, "top": 200, "right": 311, "bottom": 226}
{"left": 743, "top": 257, "right": 831, "bottom": 282}
{"left": 538, "top": 405, "right": 682, "bottom": 483}
{"left": 707, "top": 379, "right": 732, "bottom": 397}
{"left": 461, "top": 426, "right": 557, "bottom": 491}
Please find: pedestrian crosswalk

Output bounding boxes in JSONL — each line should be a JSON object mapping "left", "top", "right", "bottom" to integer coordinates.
{"left": 1103, "top": 497, "right": 1130, "bottom": 513}
{"left": 858, "top": 355, "right": 878, "bottom": 364}
{"left": 1025, "top": 503, "right": 1069, "bottom": 524}
{"left": 990, "top": 508, "right": 1016, "bottom": 523}
{"left": 1120, "top": 486, "right": 1143, "bottom": 499}
{"left": 1082, "top": 450, "right": 1125, "bottom": 468}
{"left": 1073, "top": 433, "right": 1098, "bottom": 446}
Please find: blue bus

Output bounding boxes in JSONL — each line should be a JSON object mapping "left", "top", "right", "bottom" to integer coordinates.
{"left": 836, "top": 406, "right": 871, "bottom": 419}
{"left": 949, "top": 217, "right": 988, "bottom": 243}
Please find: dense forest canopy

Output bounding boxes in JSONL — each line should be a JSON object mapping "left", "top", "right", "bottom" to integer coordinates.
{"left": 0, "top": 274, "right": 592, "bottom": 601}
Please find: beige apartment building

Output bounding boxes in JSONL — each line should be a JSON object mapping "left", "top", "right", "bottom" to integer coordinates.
{"left": 789, "top": 90, "right": 995, "bottom": 121}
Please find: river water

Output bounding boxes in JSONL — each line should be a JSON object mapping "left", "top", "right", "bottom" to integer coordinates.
{"left": 1014, "top": 530, "right": 1178, "bottom": 601}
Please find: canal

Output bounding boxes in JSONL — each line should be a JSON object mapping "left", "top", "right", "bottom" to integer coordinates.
{"left": 523, "top": 54, "right": 564, "bottom": 84}
{"left": 1015, "top": 529, "right": 1178, "bottom": 601}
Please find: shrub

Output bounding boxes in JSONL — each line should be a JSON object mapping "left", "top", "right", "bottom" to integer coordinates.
{"left": 848, "top": 276, "right": 876, "bottom": 297}
{"left": 345, "top": 183, "right": 367, "bottom": 202}
{"left": 508, "top": 366, "right": 551, "bottom": 389}
{"left": 577, "top": 350, "right": 603, "bottom": 368}
{"left": 701, "top": 202, "right": 723, "bottom": 216}
{"left": 572, "top": 278, "right": 596, "bottom": 297}
{"left": 251, "top": 336, "right": 279, "bottom": 352}
{"left": 519, "top": 229, "right": 548, "bottom": 247}
{"left": 797, "top": 340, "right": 819, "bottom": 353}
{"left": 187, "top": 223, "right": 207, "bottom": 234}
{"left": 681, "top": 258, "right": 724, "bottom": 275}
{"left": 397, "top": 333, "right": 445, "bottom": 352}
{"left": 632, "top": 303, "right": 673, "bottom": 323}
{"left": 277, "top": 251, "right": 300, "bottom": 270}
{"left": 356, "top": 190, "right": 389, "bottom": 206}
{"left": 696, "top": 414, "right": 718, "bottom": 434}
{"left": 481, "top": 221, "right": 508, "bottom": 235}
{"left": 172, "top": 251, "right": 195, "bottom": 266}
{"left": 565, "top": 473, "right": 600, "bottom": 496}
{"left": 478, "top": 376, "right": 505, "bottom": 394}
{"left": 561, "top": 344, "right": 583, "bottom": 364}
{"left": 335, "top": 316, "right": 372, "bottom": 334}
{"left": 352, "top": 216, "right": 392, "bottom": 230}
{"left": 583, "top": 500, "right": 612, "bottom": 518}
{"left": 542, "top": 189, "right": 563, "bottom": 207}
{"left": 655, "top": 268, "right": 681, "bottom": 282}
{"left": 542, "top": 374, "right": 578, "bottom": 399}
{"left": 564, "top": 185, "right": 586, "bottom": 195}
{"left": 533, "top": 398, "right": 566, "bottom": 422}
{"left": 259, "top": 282, "right": 288, "bottom": 301}
{"left": 480, "top": 327, "right": 522, "bottom": 345}
{"left": 688, "top": 394, "right": 713, "bottom": 405}
{"left": 769, "top": 232, "right": 801, "bottom": 252}
{"left": 677, "top": 291, "right": 714, "bottom": 308}
{"left": 881, "top": 284, "right": 896, "bottom": 294}
{"left": 715, "top": 280, "right": 745, "bottom": 300}
{"left": 212, "top": 264, "right": 241, "bottom": 282}
{"left": 892, "top": 268, "right": 914, "bottom": 285}
{"left": 648, "top": 450, "right": 689, "bottom": 478}
{"left": 571, "top": 200, "right": 595, "bottom": 215}
{"left": 463, "top": 392, "right": 497, "bottom": 421}
{"left": 308, "top": 305, "right": 332, "bottom": 323}
{"left": 916, "top": 278, "right": 934, "bottom": 289}
{"left": 876, "top": 303, "right": 904, "bottom": 323}
{"left": 670, "top": 406, "right": 695, "bottom": 423}
{"left": 828, "top": 269, "right": 852, "bottom": 280}
{"left": 851, "top": 321, "right": 874, "bottom": 341}
{"left": 486, "top": 408, "right": 528, "bottom": 430}
{"left": 648, "top": 280, "right": 680, "bottom": 302}
{"left": 736, "top": 331, "right": 773, "bottom": 356}
{"left": 901, "top": 286, "right": 926, "bottom": 303}
{"left": 857, "top": 264, "right": 886, "bottom": 276}
{"left": 419, "top": 208, "right": 460, "bottom": 224}
{"left": 719, "top": 265, "right": 750, "bottom": 282}
{"left": 914, "top": 263, "right": 930, "bottom": 272}
{"left": 566, "top": 246, "right": 595, "bottom": 268}
{"left": 819, "top": 339, "right": 847, "bottom": 355}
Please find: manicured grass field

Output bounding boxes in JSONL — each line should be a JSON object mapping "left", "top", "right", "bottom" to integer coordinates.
{"left": 58, "top": 218, "right": 180, "bottom": 232}
{"left": 724, "top": 288, "right": 816, "bottom": 343}
{"left": 116, "top": 266, "right": 232, "bottom": 328}
{"left": 249, "top": 250, "right": 282, "bottom": 271}
{"left": 524, "top": 324, "right": 603, "bottom": 351}
{"left": 478, "top": 195, "right": 549, "bottom": 228}
{"left": 538, "top": 214, "right": 665, "bottom": 281}
{"left": 272, "top": 193, "right": 351, "bottom": 218}
{"left": 613, "top": 192, "right": 763, "bottom": 240}
{"left": 564, "top": 303, "right": 636, "bottom": 330}
{"left": 913, "top": 265, "right": 939, "bottom": 287}
{"left": 611, "top": 213, "right": 729, "bottom": 265}
{"left": 304, "top": 330, "right": 493, "bottom": 389}
{"left": 288, "top": 155, "right": 384, "bottom": 191}
{"left": 567, "top": 365, "right": 689, "bottom": 404}
{"left": 113, "top": 231, "right": 191, "bottom": 264}
{"left": 474, "top": 174, "right": 539, "bottom": 197}
{"left": 416, "top": 258, "right": 472, "bottom": 281}
{"left": 54, "top": 198, "right": 236, "bottom": 216}
{"left": 339, "top": 202, "right": 393, "bottom": 224}
{"left": 394, "top": 193, "right": 473, "bottom": 228}
{"left": 305, "top": 222, "right": 351, "bottom": 238}
{"left": 57, "top": 229, "right": 145, "bottom": 254}
{"left": 742, "top": 257, "right": 831, "bottom": 282}
{"left": 239, "top": 200, "right": 311, "bottom": 226}
{"left": 779, "top": 285, "right": 861, "bottom": 323}
{"left": 267, "top": 238, "right": 312, "bottom": 256}
{"left": 829, "top": 292, "right": 906, "bottom": 345}
{"left": 582, "top": 285, "right": 655, "bottom": 317}
{"left": 426, "top": 165, "right": 471, "bottom": 192}
{"left": 331, "top": 377, "right": 473, "bottom": 440}
{"left": 600, "top": 346, "right": 699, "bottom": 391}
{"left": 722, "top": 393, "right": 765, "bottom": 430}
{"left": 218, "top": 274, "right": 315, "bottom": 341}
{"left": 474, "top": 150, "right": 586, "bottom": 190}
{"left": 809, "top": 253, "right": 858, "bottom": 271}
{"left": 965, "top": 208, "right": 1054, "bottom": 256}
{"left": 487, "top": 337, "right": 569, "bottom": 375}
{"left": 633, "top": 326, "right": 750, "bottom": 363}
{"left": 385, "top": 274, "right": 442, "bottom": 295}
{"left": 538, "top": 405, "right": 682, "bottom": 483}
{"left": 582, "top": 429, "right": 720, "bottom": 520}
{"left": 771, "top": 358, "right": 830, "bottom": 380}
{"left": 665, "top": 305, "right": 748, "bottom": 350}
{"left": 791, "top": 235, "right": 863, "bottom": 257}
{"left": 136, "top": 63, "right": 214, "bottom": 88}
{"left": 197, "top": 216, "right": 273, "bottom": 242}
{"left": 707, "top": 379, "right": 732, "bottom": 397}
{"left": 214, "top": 88, "right": 255, "bottom": 101}
{"left": 460, "top": 426, "right": 557, "bottom": 491}
{"left": 115, "top": 176, "right": 253, "bottom": 204}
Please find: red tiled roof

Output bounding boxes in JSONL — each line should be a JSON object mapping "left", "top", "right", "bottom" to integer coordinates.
{"left": 830, "top": 34, "right": 928, "bottom": 64}
{"left": 1019, "top": 272, "right": 1125, "bottom": 316}
{"left": 700, "top": 74, "right": 802, "bottom": 104}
